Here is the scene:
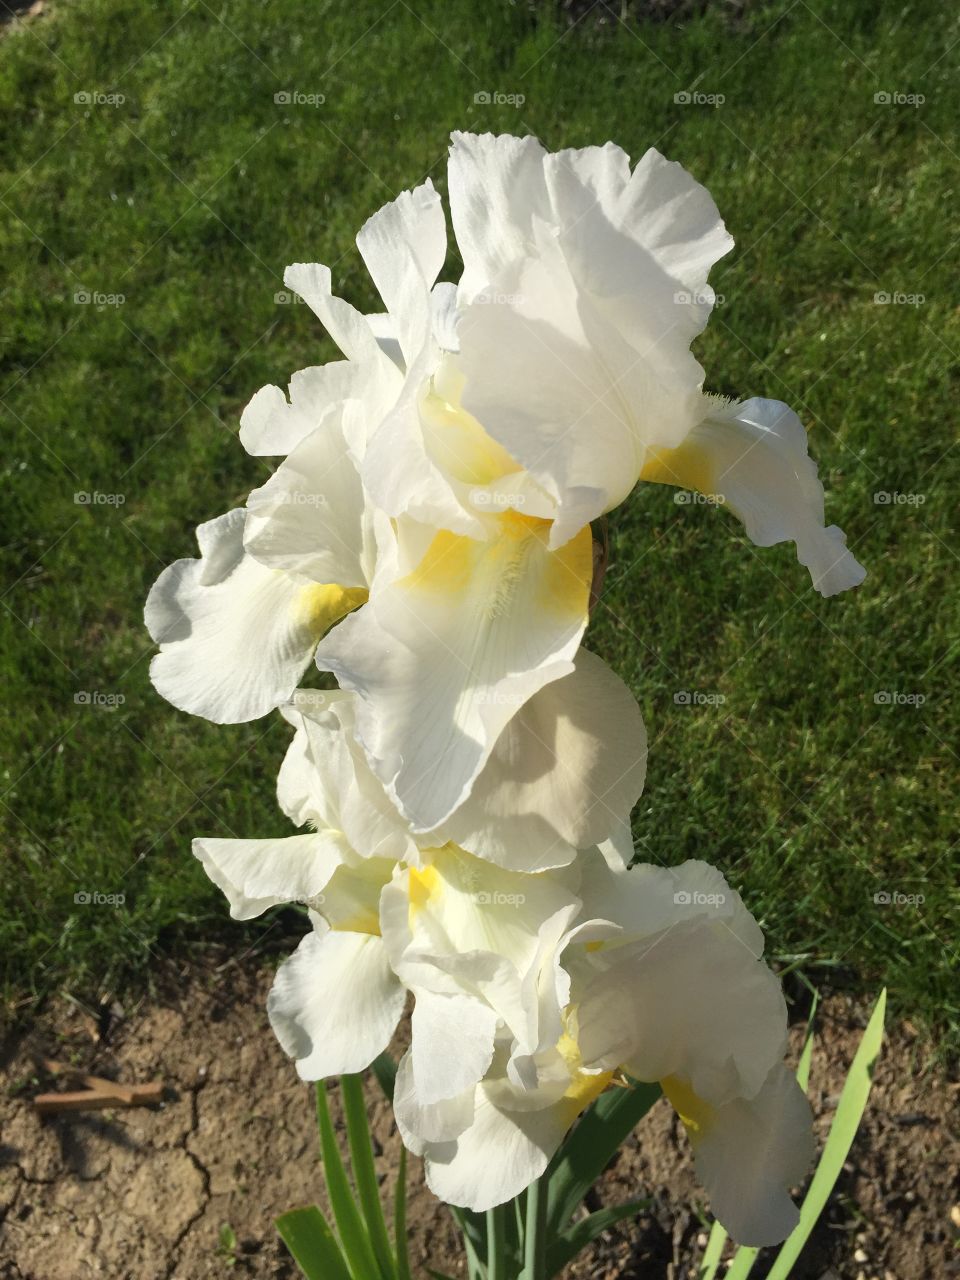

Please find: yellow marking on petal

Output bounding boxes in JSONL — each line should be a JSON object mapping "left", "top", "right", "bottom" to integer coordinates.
{"left": 421, "top": 390, "right": 522, "bottom": 487}
{"left": 294, "top": 582, "right": 368, "bottom": 635}
{"left": 331, "top": 909, "right": 381, "bottom": 937}
{"left": 557, "top": 1028, "right": 615, "bottom": 1112}
{"left": 585, "top": 940, "right": 605, "bottom": 953}
{"left": 640, "top": 441, "right": 716, "bottom": 498}
{"left": 398, "top": 511, "right": 591, "bottom": 625}
{"left": 662, "top": 1075, "right": 715, "bottom": 1141}
{"left": 407, "top": 864, "right": 442, "bottom": 929}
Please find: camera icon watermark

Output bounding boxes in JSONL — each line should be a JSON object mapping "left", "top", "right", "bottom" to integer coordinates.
{"left": 74, "top": 90, "right": 126, "bottom": 107}
{"left": 674, "top": 889, "right": 726, "bottom": 907}
{"left": 473, "top": 890, "right": 526, "bottom": 906}
{"left": 873, "top": 890, "right": 924, "bottom": 906}
{"left": 674, "top": 90, "right": 725, "bottom": 108}
{"left": 673, "top": 490, "right": 725, "bottom": 506}
{"left": 873, "top": 90, "right": 924, "bottom": 107}
{"left": 873, "top": 291, "right": 924, "bottom": 306}
{"left": 274, "top": 290, "right": 306, "bottom": 305}
{"left": 872, "top": 490, "right": 925, "bottom": 505}
{"left": 74, "top": 690, "right": 126, "bottom": 710}
{"left": 274, "top": 90, "right": 325, "bottom": 107}
{"left": 473, "top": 90, "right": 525, "bottom": 107}
{"left": 74, "top": 491, "right": 126, "bottom": 506}
{"left": 74, "top": 890, "right": 126, "bottom": 906}
{"left": 873, "top": 690, "right": 925, "bottom": 707}
{"left": 74, "top": 289, "right": 125, "bottom": 307}
{"left": 674, "top": 689, "right": 726, "bottom": 707}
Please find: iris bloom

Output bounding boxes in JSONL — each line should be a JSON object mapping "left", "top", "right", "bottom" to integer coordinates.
{"left": 146, "top": 131, "right": 863, "bottom": 832}
{"left": 195, "top": 689, "right": 810, "bottom": 1248}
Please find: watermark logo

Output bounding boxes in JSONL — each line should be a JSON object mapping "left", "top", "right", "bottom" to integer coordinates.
{"left": 473, "top": 90, "right": 525, "bottom": 107}
{"left": 470, "top": 489, "right": 525, "bottom": 509}
{"left": 873, "top": 490, "right": 925, "bottom": 505}
{"left": 873, "top": 91, "right": 924, "bottom": 107}
{"left": 74, "top": 690, "right": 126, "bottom": 709}
{"left": 873, "top": 690, "right": 925, "bottom": 707}
{"left": 74, "top": 289, "right": 125, "bottom": 307}
{"left": 674, "top": 289, "right": 724, "bottom": 306}
{"left": 674, "top": 490, "right": 725, "bottom": 506}
{"left": 74, "top": 491, "right": 126, "bottom": 506}
{"left": 674, "top": 889, "right": 726, "bottom": 907}
{"left": 74, "top": 890, "right": 126, "bottom": 906}
{"left": 274, "top": 290, "right": 306, "bottom": 305}
{"left": 873, "top": 291, "right": 924, "bottom": 306}
{"left": 674, "top": 690, "right": 726, "bottom": 707}
{"left": 74, "top": 90, "right": 126, "bottom": 107}
{"left": 474, "top": 890, "right": 526, "bottom": 906}
{"left": 674, "top": 90, "right": 725, "bottom": 108}
{"left": 873, "top": 890, "right": 924, "bottom": 906}
{"left": 275, "top": 490, "right": 329, "bottom": 507}
{"left": 274, "top": 90, "right": 325, "bottom": 107}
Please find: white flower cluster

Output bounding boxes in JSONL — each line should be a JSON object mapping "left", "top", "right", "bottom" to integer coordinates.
{"left": 147, "top": 132, "right": 865, "bottom": 1245}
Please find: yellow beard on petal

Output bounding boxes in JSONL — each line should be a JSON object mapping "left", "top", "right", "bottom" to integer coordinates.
{"left": 661, "top": 1075, "right": 715, "bottom": 1141}
{"left": 399, "top": 512, "right": 591, "bottom": 624}
{"left": 557, "top": 1024, "right": 614, "bottom": 1114}
{"left": 407, "top": 862, "right": 443, "bottom": 930}
{"left": 294, "top": 582, "right": 369, "bottom": 635}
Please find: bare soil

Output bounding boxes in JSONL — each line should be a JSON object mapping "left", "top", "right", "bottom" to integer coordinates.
{"left": 1, "top": 961, "right": 957, "bottom": 1280}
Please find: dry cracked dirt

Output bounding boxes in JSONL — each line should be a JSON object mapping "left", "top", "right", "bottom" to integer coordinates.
{"left": 1, "top": 960, "right": 957, "bottom": 1280}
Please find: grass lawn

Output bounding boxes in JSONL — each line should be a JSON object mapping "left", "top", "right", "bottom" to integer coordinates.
{"left": 1, "top": 0, "right": 957, "bottom": 1050}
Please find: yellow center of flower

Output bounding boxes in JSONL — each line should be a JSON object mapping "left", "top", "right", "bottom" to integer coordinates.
{"left": 557, "top": 1027, "right": 614, "bottom": 1113}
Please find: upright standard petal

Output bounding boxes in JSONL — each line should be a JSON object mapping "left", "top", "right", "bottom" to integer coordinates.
{"left": 641, "top": 396, "right": 866, "bottom": 596}
{"left": 451, "top": 132, "right": 733, "bottom": 545}
{"left": 316, "top": 511, "right": 593, "bottom": 830}
{"left": 146, "top": 510, "right": 360, "bottom": 723}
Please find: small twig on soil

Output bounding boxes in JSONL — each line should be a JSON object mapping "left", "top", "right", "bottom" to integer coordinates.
{"left": 33, "top": 1057, "right": 163, "bottom": 1114}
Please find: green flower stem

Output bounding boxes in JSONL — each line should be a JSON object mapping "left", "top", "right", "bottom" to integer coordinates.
{"left": 487, "top": 1204, "right": 507, "bottom": 1280}
{"left": 523, "top": 1176, "right": 547, "bottom": 1280}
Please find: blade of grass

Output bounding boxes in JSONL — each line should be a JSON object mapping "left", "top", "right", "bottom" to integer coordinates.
{"left": 315, "top": 1080, "right": 384, "bottom": 1280}
{"left": 545, "top": 1200, "right": 648, "bottom": 1277}
{"left": 341, "top": 1073, "right": 396, "bottom": 1279}
{"left": 277, "top": 1205, "right": 352, "bottom": 1280}
{"left": 764, "top": 989, "right": 886, "bottom": 1280}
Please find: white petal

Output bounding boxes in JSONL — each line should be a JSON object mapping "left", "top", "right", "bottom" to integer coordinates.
{"left": 146, "top": 510, "right": 347, "bottom": 723}
{"left": 411, "top": 990, "right": 498, "bottom": 1104}
{"left": 453, "top": 138, "right": 733, "bottom": 546}
{"left": 316, "top": 513, "right": 592, "bottom": 830}
{"left": 239, "top": 364, "right": 360, "bottom": 457}
{"left": 284, "top": 262, "right": 386, "bottom": 367}
{"left": 267, "top": 929, "right": 405, "bottom": 1079}
{"left": 244, "top": 417, "right": 373, "bottom": 587}
{"left": 281, "top": 692, "right": 419, "bottom": 862}
{"left": 192, "top": 833, "right": 347, "bottom": 919}
{"left": 577, "top": 914, "right": 787, "bottom": 1106}
{"left": 448, "top": 131, "right": 550, "bottom": 302}
{"left": 436, "top": 649, "right": 646, "bottom": 870}
{"left": 642, "top": 397, "right": 866, "bottom": 596}
{"left": 392, "top": 1049, "right": 475, "bottom": 1153}
{"left": 666, "top": 1063, "right": 814, "bottom": 1247}
{"left": 356, "top": 181, "right": 446, "bottom": 365}
{"left": 422, "top": 1079, "right": 574, "bottom": 1211}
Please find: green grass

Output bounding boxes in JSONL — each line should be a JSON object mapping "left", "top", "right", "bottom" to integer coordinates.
{"left": 1, "top": 0, "right": 957, "bottom": 1049}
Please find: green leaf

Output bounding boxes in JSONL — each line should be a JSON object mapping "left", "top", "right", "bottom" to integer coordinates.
{"left": 449, "top": 1205, "right": 488, "bottom": 1279}
{"left": 277, "top": 1205, "right": 352, "bottom": 1280}
{"left": 371, "top": 1051, "right": 398, "bottom": 1104}
{"left": 698, "top": 1222, "right": 727, "bottom": 1280}
{"left": 545, "top": 1200, "right": 649, "bottom": 1277}
{"left": 545, "top": 1079, "right": 661, "bottom": 1236}
{"left": 341, "top": 1073, "right": 396, "bottom": 1280}
{"left": 394, "top": 1144, "right": 412, "bottom": 1280}
{"left": 315, "top": 1081, "right": 385, "bottom": 1280}
{"left": 764, "top": 989, "right": 886, "bottom": 1280}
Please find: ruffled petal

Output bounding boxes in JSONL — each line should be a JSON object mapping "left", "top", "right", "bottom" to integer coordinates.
{"left": 267, "top": 929, "right": 405, "bottom": 1079}
{"left": 641, "top": 396, "right": 866, "bottom": 596}
{"left": 664, "top": 1062, "right": 814, "bottom": 1246}
{"left": 192, "top": 833, "right": 348, "bottom": 920}
{"left": 146, "top": 510, "right": 353, "bottom": 723}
